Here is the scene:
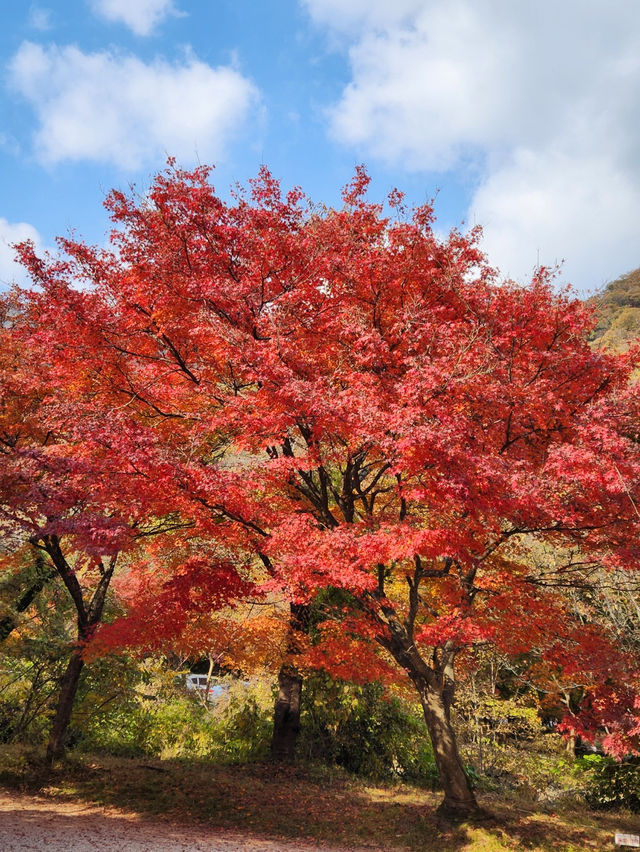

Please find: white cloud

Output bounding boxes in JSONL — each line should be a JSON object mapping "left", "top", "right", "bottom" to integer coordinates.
{"left": 8, "top": 42, "right": 259, "bottom": 170}
{"left": 306, "top": 0, "right": 640, "bottom": 291}
{"left": 0, "top": 218, "right": 44, "bottom": 289}
{"left": 303, "top": 0, "right": 424, "bottom": 36}
{"left": 28, "top": 6, "right": 52, "bottom": 32}
{"left": 471, "top": 149, "right": 640, "bottom": 293}
{"left": 90, "top": 0, "right": 178, "bottom": 36}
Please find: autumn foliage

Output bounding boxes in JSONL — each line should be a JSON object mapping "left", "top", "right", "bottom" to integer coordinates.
{"left": 4, "top": 162, "right": 640, "bottom": 814}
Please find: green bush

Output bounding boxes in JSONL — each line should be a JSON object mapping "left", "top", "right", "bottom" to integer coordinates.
{"left": 79, "top": 666, "right": 440, "bottom": 782}
{"left": 76, "top": 672, "right": 273, "bottom": 762}
{"left": 583, "top": 755, "right": 640, "bottom": 812}
{"left": 0, "top": 623, "right": 71, "bottom": 746}
{"left": 298, "top": 674, "right": 439, "bottom": 785}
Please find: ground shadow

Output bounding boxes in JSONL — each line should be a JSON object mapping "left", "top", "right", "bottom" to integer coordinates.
{"left": 3, "top": 756, "right": 640, "bottom": 852}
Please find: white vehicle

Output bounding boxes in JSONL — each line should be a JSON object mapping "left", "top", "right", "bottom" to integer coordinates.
{"left": 185, "top": 674, "right": 228, "bottom": 699}
{"left": 185, "top": 674, "right": 210, "bottom": 692}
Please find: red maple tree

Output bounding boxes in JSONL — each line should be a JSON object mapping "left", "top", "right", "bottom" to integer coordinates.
{"left": 0, "top": 290, "right": 236, "bottom": 762}
{"left": 14, "top": 163, "right": 640, "bottom": 816}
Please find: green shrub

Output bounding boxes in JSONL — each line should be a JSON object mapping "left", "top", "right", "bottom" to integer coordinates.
{"left": 298, "top": 674, "right": 438, "bottom": 785}
{"left": 76, "top": 672, "right": 273, "bottom": 762}
{"left": 0, "top": 633, "right": 70, "bottom": 747}
{"left": 583, "top": 755, "right": 640, "bottom": 812}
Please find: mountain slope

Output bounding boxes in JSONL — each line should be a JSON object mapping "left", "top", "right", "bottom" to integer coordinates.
{"left": 588, "top": 267, "right": 640, "bottom": 347}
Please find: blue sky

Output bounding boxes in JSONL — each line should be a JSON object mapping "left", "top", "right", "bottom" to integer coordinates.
{"left": 1, "top": 0, "right": 639, "bottom": 295}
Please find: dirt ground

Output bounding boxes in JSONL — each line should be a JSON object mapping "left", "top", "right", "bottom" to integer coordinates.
{"left": 0, "top": 792, "right": 377, "bottom": 852}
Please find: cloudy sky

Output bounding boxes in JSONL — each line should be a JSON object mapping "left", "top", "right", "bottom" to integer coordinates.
{"left": 1, "top": 0, "right": 639, "bottom": 294}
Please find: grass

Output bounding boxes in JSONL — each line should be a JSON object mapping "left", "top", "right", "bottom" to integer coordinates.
{"left": 1, "top": 747, "right": 640, "bottom": 851}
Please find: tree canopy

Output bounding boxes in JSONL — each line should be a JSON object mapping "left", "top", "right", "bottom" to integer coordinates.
{"left": 5, "top": 162, "right": 640, "bottom": 816}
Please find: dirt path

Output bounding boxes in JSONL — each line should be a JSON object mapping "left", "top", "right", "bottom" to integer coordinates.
{"left": 0, "top": 793, "right": 379, "bottom": 852}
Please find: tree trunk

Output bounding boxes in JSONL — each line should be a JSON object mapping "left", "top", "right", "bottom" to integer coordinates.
{"left": 40, "top": 540, "right": 116, "bottom": 767}
{"left": 565, "top": 729, "right": 576, "bottom": 757}
{"left": 379, "top": 614, "right": 483, "bottom": 820}
{"left": 45, "top": 649, "right": 84, "bottom": 765}
{"left": 0, "top": 553, "right": 56, "bottom": 642}
{"left": 417, "top": 682, "right": 480, "bottom": 819}
{"left": 270, "top": 602, "right": 309, "bottom": 762}
{"left": 270, "top": 665, "right": 303, "bottom": 762}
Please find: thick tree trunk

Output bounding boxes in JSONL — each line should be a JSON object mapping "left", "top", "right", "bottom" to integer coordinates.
{"left": 270, "top": 665, "right": 303, "bottom": 762}
{"left": 378, "top": 612, "right": 483, "bottom": 820}
{"left": 270, "top": 602, "right": 309, "bottom": 762}
{"left": 45, "top": 649, "right": 84, "bottom": 765}
{"left": 418, "top": 683, "right": 480, "bottom": 819}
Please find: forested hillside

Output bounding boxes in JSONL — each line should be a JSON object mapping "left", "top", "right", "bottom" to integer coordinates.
{"left": 589, "top": 266, "right": 640, "bottom": 346}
